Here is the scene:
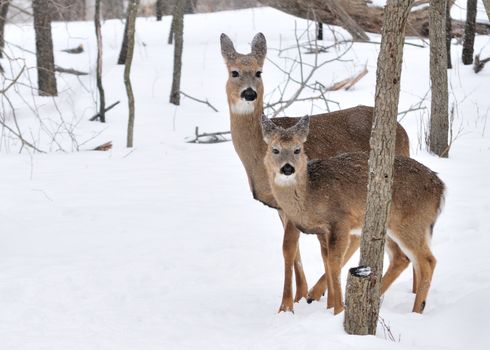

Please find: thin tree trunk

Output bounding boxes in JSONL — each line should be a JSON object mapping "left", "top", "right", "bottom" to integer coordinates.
{"left": 32, "top": 0, "right": 57, "bottom": 96}
{"left": 462, "top": 0, "right": 477, "bottom": 65}
{"left": 429, "top": 0, "right": 449, "bottom": 157}
{"left": 169, "top": 0, "right": 185, "bottom": 105}
{"left": 344, "top": 0, "right": 413, "bottom": 336}
{"left": 156, "top": 0, "right": 163, "bottom": 21}
{"left": 446, "top": 0, "right": 452, "bottom": 69}
{"left": 125, "top": 0, "right": 139, "bottom": 147}
{"left": 118, "top": 4, "right": 130, "bottom": 65}
{"left": 95, "top": 0, "right": 106, "bottom": 123}
{"left": 317, "top": 21, "right": 323, "bottom": 40}
{"left": 0, "top": 0, "right": 9, "bottom": 58}
{"left": 168, "top": 14, "right": 175, "bottom": 44}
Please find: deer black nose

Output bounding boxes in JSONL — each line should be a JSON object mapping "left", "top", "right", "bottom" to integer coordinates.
{"left": 241, "top": 88, "right": 257, "bottom": 101}
{"left": 280, "top": 164, "right": 295, "bottom": 176}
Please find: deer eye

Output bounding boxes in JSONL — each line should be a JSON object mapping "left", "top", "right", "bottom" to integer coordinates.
{"left": 294, "top": 148, "right": 301, "bottom": 155}
{"left": 231, "top": 71, "right": 239, "bottom": 78}
{"left": 256, "top": 71, "right": 262, "bottom": 78}
{"left": 272, "top": 148, "right": 280, "bottom": 155}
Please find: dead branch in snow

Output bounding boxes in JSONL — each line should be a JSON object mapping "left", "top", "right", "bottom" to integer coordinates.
{"left": 325, "top": 64, "right": 368, "bottom": 91}
{"left": 185, "top": 127, "right": 231, "bottom": 144}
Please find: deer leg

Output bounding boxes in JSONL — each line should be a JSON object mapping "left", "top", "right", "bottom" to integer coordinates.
{"left": 293, "top": 245, "right": 308, "bottom": 302}
{"left": 277, "top": 210, "right": 308, "bottom": 304}
{"left": 412, "top": 247, "right": 436, "bottom": 314}
{"left": 412, "top": 267, "right": 418, "bottom": 294}
{"left": 381, "top": 237, "right": 410, "bottom": 295}
{"left": 307, "top": 235, "right": 360, "bottom": 303}
{"left": 278, "top": 218, "right": 301, "bottom": 313}
{"left": 325, "top": 229, "right": 350, "bottom": 315}
{"left": 316, "top": 234, "right": 334, "bottom": 309}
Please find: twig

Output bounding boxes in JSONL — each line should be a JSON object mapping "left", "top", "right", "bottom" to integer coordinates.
{"left": 55, "top": 66, "right": 88, "bottom": 76}
{"left": 89, "top": 101, "right": 120, "bottom": 121}
{"left": 0, "top": 118, "right": 45, "bottom": 153}
{"left": 180, "top": 91, "right": 219, "bottom": 112}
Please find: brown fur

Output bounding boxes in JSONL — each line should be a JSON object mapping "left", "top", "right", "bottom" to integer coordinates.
{"left": 262, "top": 116, "right": 445, "bottom": 314}
{"left": 221, "top": 33, "right": 411, "bottom": 312}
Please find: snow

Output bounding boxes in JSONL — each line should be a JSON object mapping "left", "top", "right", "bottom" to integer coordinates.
{"left": 1, "top": 5, "right": 490, "bottom": 350}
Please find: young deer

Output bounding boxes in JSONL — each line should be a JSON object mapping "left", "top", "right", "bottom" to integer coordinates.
{"left": 261, "top": 115, "right": 445, "bottom": 314}
{"left": 220, "top": 33, "right": 412, "bottom": 312}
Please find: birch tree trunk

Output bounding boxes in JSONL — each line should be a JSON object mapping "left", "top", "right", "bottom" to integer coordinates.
{"left": 429, "top": 0, "right": 449, "bottom": 157}
{"left": 125, "top": 0, "right": 139, "bottom": 147}
{"left": 33, "top": 0, "right": 57, "bottom": 96}
{"left": 344, "top": 0, "right": 413, "bottom": 336}
{"left": 169, "top": 0, "right": 185, "bottom": 105}
{"left": 95, "top": 0, "right": 106, "bottom": 122}
{"left": 462, "top": 0, "right": 477, "bottom": 65}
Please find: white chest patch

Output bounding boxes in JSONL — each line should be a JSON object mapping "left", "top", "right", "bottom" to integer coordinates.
{"left": 231, "top": 100, "right": 255, "bottom": 115}
{"left": 274, "top": 174, "right": 297, "bottom": 186}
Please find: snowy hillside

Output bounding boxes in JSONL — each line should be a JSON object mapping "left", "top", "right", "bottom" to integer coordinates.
{"left": 1, "top": 5, "right": 490, "bottom": 350}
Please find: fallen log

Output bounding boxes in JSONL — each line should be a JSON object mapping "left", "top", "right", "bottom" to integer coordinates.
{"left": 55, "top": 66, "right": 88, "bottom": 76}
{"left": 258, "top": 0, "right": 490, "bottom": 38}
{"left": 89, "top": 101, "right": 121, "bottom": 121}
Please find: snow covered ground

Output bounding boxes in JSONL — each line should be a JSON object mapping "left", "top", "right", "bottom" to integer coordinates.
{"left": 1, "top": 5, "right": 490, "bottom": 350}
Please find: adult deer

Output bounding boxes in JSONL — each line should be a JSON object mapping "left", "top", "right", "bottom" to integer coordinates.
{"left": 220, "top": 32, "right": 410, "bottom": 312}
{"left": 261, "top": 115, "right": 445, "bottom": 314}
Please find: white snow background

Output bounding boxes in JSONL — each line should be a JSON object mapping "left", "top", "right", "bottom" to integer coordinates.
{"left": 1, "top": 3, "right": 490, "bottom": 350}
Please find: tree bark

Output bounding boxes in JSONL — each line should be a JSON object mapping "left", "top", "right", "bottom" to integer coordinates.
{"left": 429, "top": 0, "right": 449, "bottom": 157}
{"left": 125, "top": 0, "right": 139, "bottom": 147}
{"left": 446, "top": 0, "right": 452, "bottom": 69}
{"left": 33, "top": 0, "right": 57, "bottom": 96}
{"left": 344, "top": 0, "right": 413, "bottom": 336}
{"left": 168, "top": 12, "right": 175, "bottom": 44}
{"left": 0, "top": 0, "right": 9, "bottom": 58}
{"left": 317, "top": 21, "right": 323, "bottom": 40}
{"left": 117, "top": 4, "right": 130, "bottom": 65}
{"left": 95, "top": 0, "right": 106, "bottom": 123}
{"left": 462, "top": 0, "right": 477, "bottom": 65}
{"left": 102, "top": 0, "right": 124, "bottom": 19}
{"left": 169, "top": 0, "right": 185, "bottom": 105}
{"left": 156, "top": 0, "right": 164, "bottom": 20}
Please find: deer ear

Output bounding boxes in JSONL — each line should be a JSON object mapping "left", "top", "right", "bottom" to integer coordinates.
{"left": 251, "top": 33, "right": 267, "bottom": 64}
{"left": 220, "top": 33, "right": 237, "bottom": 61}
{"left": 292, "top": 115, "right": 310, "bottom": 143}
{"left": 261, "top": 114, "right": 277, "bottom": 144}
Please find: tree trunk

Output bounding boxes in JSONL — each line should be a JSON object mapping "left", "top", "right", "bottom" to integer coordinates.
{"left": 168, "top": 13, "right": 175, "bottom": 44}
{"left": 169, "top": 0, "right": 185, "bottom": 105}
{"left": 462, "top": 0, "right": 477, "bottom": 65}
{"left": 344, "top": 0, "right": 413, "bottom": 336}
{"left": 156, "top": 0, "right": 164, "bottom": 21}
{"left": 95, "top": 0, "right": 106, "bottom": 123}
{"left": 117, "top": 4, "right": 130, "bottom": 65}
{"left": 102, "top": 0, "right": 124, "bottom": 19}
{"left": 446, "top": 0, "right": 452, "bottom": 69}
{"left": 125, "top": 0, "right": 139, "bottom": 147}
{"left": 49, "top": 0, "right": 86, "bottom": 21}
{"left": 0, "top": 0, "right": 9, "bottom": 59}
{"left": 33, "top": 0, "right": 57, "bottom": 96}
{"left": 317, "top": 21, "right": 323, "bottom": 40}
{"left": 429, "top": 0, "right": 449, "bottom": 157}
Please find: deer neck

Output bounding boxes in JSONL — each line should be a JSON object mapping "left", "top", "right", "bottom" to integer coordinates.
{"left": 268, "top": 168, "right": 309, "bottom": 225}
{"left": 228, "top": 98, "right": 277, "bottom": 207}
